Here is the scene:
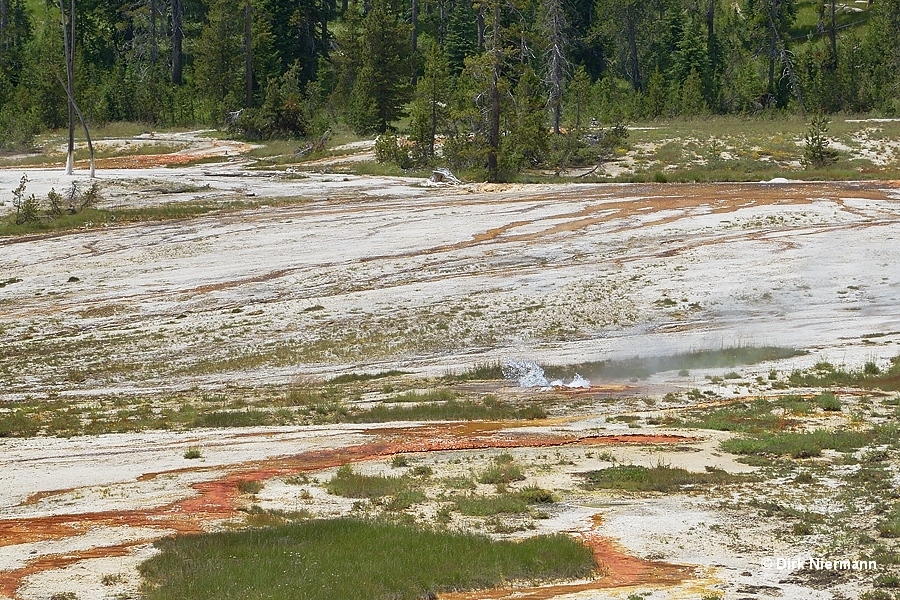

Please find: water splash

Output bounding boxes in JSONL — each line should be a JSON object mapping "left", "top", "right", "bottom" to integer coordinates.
{"left": 502, "top": 359, "right": 591, "bottom": 389}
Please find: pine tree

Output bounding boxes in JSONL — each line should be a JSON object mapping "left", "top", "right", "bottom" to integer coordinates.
{"left": 334, "top": 0, "right": 413, "bottom": 133}
{"left": 679, "top": 67, "right": 707, "bottom": 116}
{"left": 501, "top": 65, "right": 548, "bottom": 172}
{"left": 193, "top": 0, "right": 244, "bottom": 119}
{"left": 566, "top": 65, "right": 591, "bottom": 132}
{"left": 443, "top": 0, "right": 479, "bottom": 74}
{"left": 409, "top": 42, "right": 452, "bottom": 164}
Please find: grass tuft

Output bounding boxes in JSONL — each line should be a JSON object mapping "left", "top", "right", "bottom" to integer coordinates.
{"left": 581, "top": 464, "right": 740, "bottom": 493}
{"left": 325, "top": 465, "right": 412, "bottom": 500}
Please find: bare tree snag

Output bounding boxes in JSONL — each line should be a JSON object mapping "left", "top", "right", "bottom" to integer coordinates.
{"left": 829, "top": 0, "right": 837, "bottom": 63}
{"left": 172, "top": 0, "right": 184, "bottom": 84}
{"left": 544, "top": 0, "right": 567, "bottom": 134}
{"left": 707, "top": 0, "right": 715, "bottom": 79}
{"left": 150, "top": 0, "right": 158, "bottom": 63}
{"left": 60, "top": 0, "right": 75, "bottom": 174}
{"left": 58, "top": 0, "right": 95, "bottom": 177}
{"left": 245, "top": 1, "right": 253, "bottom": 107}
{"left": 411, "top": 0, "right": 418, "bottom": 52}
{"left": 487, "top": 0, "right": 500, "bottom": 182}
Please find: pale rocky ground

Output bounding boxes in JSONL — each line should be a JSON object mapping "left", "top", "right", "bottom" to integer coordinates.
{"left": 1, "top": 131, "right": 899, "bottom": 600}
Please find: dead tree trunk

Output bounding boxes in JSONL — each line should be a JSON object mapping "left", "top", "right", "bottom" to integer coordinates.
{"left": 60, "top": 0, "right": 75, "bottom": 174}
{"left": 411, "top": 0, "right": 418, "bottom": 52}
{"left": 476, "top": 7, "right": 484, "bottom": 48}
{"left": 171, "top": 0, "right": 183, "bottom": 84}
{"left": 244, "top": 1, "right": 253, "bottom": 107}
{"left": 150, "top": 0, "right": 158, "bottom": 63}
{"left": 626, "top": 12, "right": 641, "bottom": 92}
{"left": 829, "top": 0, "right": 837, "bottom": 61}
{"left": 767, "top": 13, "right": 776, "bottom": 96}
{"left": 544, "top": 0, "right": 567, "bottom": 135}
{"left": 59, "top": 0, "right": 94, "bottom": 177}
{"left": 706, "top": 0, "right": 715, "bottom": 78}
{"left": 487, "top": 1, "right": 501, "bottom": 182}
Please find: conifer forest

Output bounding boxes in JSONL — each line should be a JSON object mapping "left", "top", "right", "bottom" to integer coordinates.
{"left": 0, "top": 0, "right": 898, "bottom": 179}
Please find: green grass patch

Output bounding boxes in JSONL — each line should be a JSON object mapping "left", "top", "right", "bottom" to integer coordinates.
{"left": 0, "top": 198, "right": 313, "bottom": 237}
{"left": 0, "top": 393, "right": 543, "bottom": 438}
{"left": 477, "top": 454, "right": 526, "bottom": 485}
{"left": 675, "top": 396, "right": 816, "bottom": 433}
{"left": 139, "top": 518, "right": 595, "bottom": 600}
{"left": 384, "top": 389, "right": 457, "bottom": 403}
{"left": 325, "top": 465, "right": 412, "bottom": 499}
{"left": 453, "top": 487, "right": 555, "bottom": 516}
{"left": 193, "top": 409, "right": 271, "bottom": 428}
{"left": 878, "top": 506, "right": 900, "bottom": 538}
{"left": 581, "top": 464, "right": 740, "bottom": 493}
{"left": 442, "top": 361, "right": 506, "bottom": 382}
{"left": 788, "top": 356, "right": 900, "bottom": 391}
{"left": 814, "top": 392, "right": 841, "bottom": 411}
{"left": 328, "top": 370, "right": 409, "bottom": 384}
{"left": 542, "top": 346, "right": 805, "bottom": 381}
{"left": 721, "top": 428, "right": 873, "bottom": 459}
{"left": 442, "top": 475, "right": 477, "bottom": 490}
{"left": 453, "top": 494, "right": 529, "bottom": 516}
{"left": 347, "top": 398, "right": 545, "bottom": 423}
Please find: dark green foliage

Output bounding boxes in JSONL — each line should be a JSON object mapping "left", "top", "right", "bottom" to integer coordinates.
{"left": 333, "top": 0, "right": 414, "bottom": 134}
{"left": 500, "top": 66, "right": 548, "bottom": 172}
{"left": 408, "top": 43, "right": 452, "bottom": 165}
{"left": 138, "top": 518, "right": 595, "bottom": 600}
{"left": 5, "top": 177, "right": 102, "bottom": 228}
{"left": 192, "top": 0, "right": 245, "bottom": 120}
{"left": 11, "top": 174, "right": 39, "bottom": 224}
{"left": 374, "top": 133, "right": 412, "bottom": 168}
{"left": 231, "top": 64, "right": 309, "bottom": 140}
{"left": 0, "top": 0, "right": 897, "bottom": 173}
{"left": 803, "top": 114, "right": 840, "bottom": 169}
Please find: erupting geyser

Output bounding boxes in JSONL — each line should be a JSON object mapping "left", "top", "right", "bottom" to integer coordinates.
{"left": 502, "top": 359, "right": 591, "bottom": 389}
